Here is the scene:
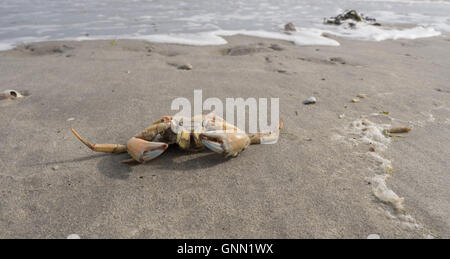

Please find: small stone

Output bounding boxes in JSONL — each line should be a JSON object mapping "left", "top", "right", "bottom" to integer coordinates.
{"left": 303, "top": 97, "right": 317, "bottom": 105}
{"left": 52, "top": 166, "right": 59, "bottom": 171}
{"left": 351, "top": 98, "right": 360, "bottom": 103}
{"left": 357, "top": 93, "right": 368, "bottom": 98}
{"left": 269, "top": 44, "right": 284, "bottom": 51}
{"left": 330, "top": 57, "right": 346, "bottom": 64}
{"left": 177, "top": 64, "right": 193, "bottom": 70}
{"left": 67, "top": 118, "right": 75, "bottom": 122}
{"left": 284, "top": 23, "right": 297, "bottom": 31}
{"left": 338, "top": 114, "right": 345, "bottom": 119}
{"left": 369, "top": 146, "right": 376, "bottom": 152}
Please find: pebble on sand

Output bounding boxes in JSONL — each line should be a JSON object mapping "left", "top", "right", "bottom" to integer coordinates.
{"left": 357, "top": 93, "right": 368, "bottom": 98}
{"left": 177, "top": 64, "right": 193, "bottom": 70}
{"left": 303, "top": 97, "right": 317, "bottom": 105}
{"left": 284, "top": 23, "right": 297, "bottom": 31}
{"left": 351, "top": 98, "right": 360, "bottom": 103}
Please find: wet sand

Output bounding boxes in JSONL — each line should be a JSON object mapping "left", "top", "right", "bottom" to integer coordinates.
{"left": 0, "top": 34, "right": 449, "bottom": 238}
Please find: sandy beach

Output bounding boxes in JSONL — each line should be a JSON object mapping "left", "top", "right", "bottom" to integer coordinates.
{"left": 0, "top": 34, "right": 449, "bottom": 238}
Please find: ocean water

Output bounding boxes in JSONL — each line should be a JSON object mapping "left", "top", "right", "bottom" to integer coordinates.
{"left": 0, "top": 0, "right": 449, "bottom": 50}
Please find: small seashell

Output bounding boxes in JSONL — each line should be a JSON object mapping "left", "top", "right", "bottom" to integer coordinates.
{"left": 52, "top": 166, "right": 59, "bottom": 171}
{"left": 351, "top": 98, "right": 360, "bottom": 103}
{"left": 367, "top": 234, "right": 380, "bottom": 239}
{"left": 357, "top": 93, "right": 368, "bottom": 98}
{"left": 1, "top": 89, "right": 24, "bottom": 100}
{"left": 338, "top": 114, "right": 345, "bottom": 119}
{"left": 177, "top": 64, "right": 193, "bottom": 70}
{"left": 303, "top": 96, "right": 317, "bottom": 105}
{"left": 67, "top": 118, "right": 75, "bottom": 122}
{"left": 67, "top": 234, "right": 81, "bottom": 239}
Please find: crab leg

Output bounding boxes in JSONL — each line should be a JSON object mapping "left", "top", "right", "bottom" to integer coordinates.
{"left": 125, "top": 137, "right": 168, "bottom": 163}
{"left": 71, "top": 128, "right": 127, "bottom": 153}
{"left": 248, "top": 119, "right": 284, "bottom": 144}
{"left": 134, "top": 119, "right": 172, "bottom": 141}
{"left": 200, "top": 131, "right": 250, "bottom": 157}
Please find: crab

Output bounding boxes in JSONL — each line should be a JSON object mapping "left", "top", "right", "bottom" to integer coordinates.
{"left": 71, "top": 113, "right": 282, "bottom": 163}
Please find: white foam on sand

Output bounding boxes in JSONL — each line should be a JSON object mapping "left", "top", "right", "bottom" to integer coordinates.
{"left": 0, "top": 28, "right": 335, "bottom": 50}
{"left": 322, "top": 23, "right": 441, "bottom": 41}
{"left": 370, "top": 174, "right": 405, "bottom": 211}
{"left": 347, "top": 119, "right": 404, "bottom": 212}
{"left": 0, "top": 24, "right": 438, "bottom": 51}
{"left": 0, "top": 42, "right": 13, "bottom": 51}
{"left": 132, "top": 29, "right": 340, "bottom": 46}
{"left": 343, "top": 116, "right": 428, "bottom": 234}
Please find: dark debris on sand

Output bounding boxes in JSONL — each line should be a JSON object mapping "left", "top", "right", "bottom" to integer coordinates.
{"left": 324, "top": 10, "right": 381, "bottom": 27}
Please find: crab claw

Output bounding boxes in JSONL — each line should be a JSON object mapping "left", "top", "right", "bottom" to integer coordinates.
{"left": 126, "top": 137, "right": 168, "bottom": 163}
{"left": 200, "top": 131, "right": 250, "bottom": 157}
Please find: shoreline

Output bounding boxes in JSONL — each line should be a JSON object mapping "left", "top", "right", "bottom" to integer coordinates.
{"left": 0, "top": 23, "right": 446, "bottom": 52}
{"left": 0, "top": 34, "right": 449, "bottom": 238}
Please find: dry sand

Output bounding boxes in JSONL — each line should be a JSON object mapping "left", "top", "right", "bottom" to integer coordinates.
{"left": 0, "top": 34, "right": 449, "bottom": 238}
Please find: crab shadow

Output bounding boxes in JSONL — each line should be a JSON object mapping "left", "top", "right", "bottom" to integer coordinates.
{"left": 96, "top": 146, "right": 230, "bottom": 180}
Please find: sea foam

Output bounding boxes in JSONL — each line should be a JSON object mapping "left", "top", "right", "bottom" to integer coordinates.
{"left": 0, "top": 0, "right": 449, "bottom": 50}
{"left": 134, "top": 29, "right": 340, "bottom": 46}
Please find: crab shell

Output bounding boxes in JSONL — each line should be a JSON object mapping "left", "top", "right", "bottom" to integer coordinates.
{"left": 168, "top": 114, "right": 251, "bottom": 157}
